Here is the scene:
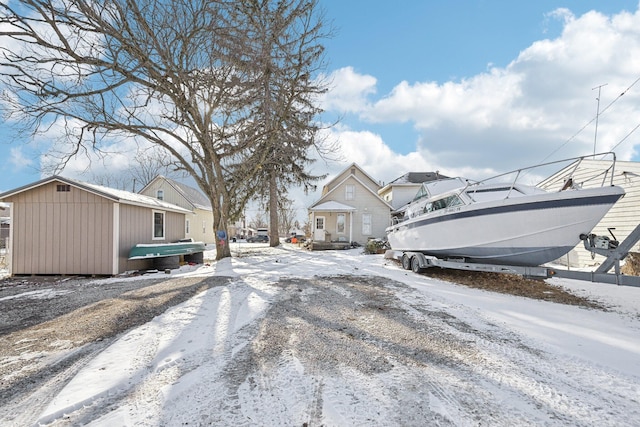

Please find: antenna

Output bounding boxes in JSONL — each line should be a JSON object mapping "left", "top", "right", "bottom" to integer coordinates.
{"left": 592, "top": 83, "right": 607, "bottom": 156}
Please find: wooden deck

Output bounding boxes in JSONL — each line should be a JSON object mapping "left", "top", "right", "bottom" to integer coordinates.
{"left": 309, "top": 241, "right": 351, "bottom": 251}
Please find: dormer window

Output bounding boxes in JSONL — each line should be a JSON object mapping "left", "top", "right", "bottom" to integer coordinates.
{"left": 157, "top": 189, "right": 164, "bottom": 200}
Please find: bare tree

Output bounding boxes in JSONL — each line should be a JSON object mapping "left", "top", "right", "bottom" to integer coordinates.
{"left": 128, "top": 148, "right": 188, "bottom": 191}
{"left": 277, "top": 197, "right": 298, "bottom": 236}
{"left": 249, "top": 212, "right": 268, "bottom": 230}
{"left": 0, "top": 0, "right": 328, "bottom": 259}
{"left": 90, "top": 148, "right": 187, "bottom": 191}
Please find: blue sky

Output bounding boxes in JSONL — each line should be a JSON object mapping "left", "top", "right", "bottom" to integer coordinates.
{"left": 2, "top": 1, "right": 640, "bottom": 207}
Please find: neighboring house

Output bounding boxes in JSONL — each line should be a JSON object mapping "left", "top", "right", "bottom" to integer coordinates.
{"left": 0, "top": 176, "right": 192, "bottom": 276}
{"left": 139, "top": 176, "right": 216, "bottom": 244}
{"left": 539, "top": 159, "right": 640, "bottom": 267}
{"left": 308, "top": 163, "right": 392, "bottom": 245}
{"left": 378, "top": 172, "right": 448, "bottom": 210}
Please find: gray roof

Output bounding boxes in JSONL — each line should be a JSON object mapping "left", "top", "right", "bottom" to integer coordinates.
{"left": 387, "top": 172, "right": 448, "bottom": 185}
{"left": 144, "top": 176, "right": 212, "bottom": 211}
{"left": 166, "top": 179, "right": 212, "bottom": 211}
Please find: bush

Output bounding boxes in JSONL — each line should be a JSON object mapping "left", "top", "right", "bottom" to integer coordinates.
{"left": 364, "top": 238, "right": 387, "bottom": 255}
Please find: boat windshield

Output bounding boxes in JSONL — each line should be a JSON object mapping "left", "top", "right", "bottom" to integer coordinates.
{"left": 412, "top": 177, "right": 467, "bottom": 202}
{"left": 419, "top": 194, "right": 464, "bottom": 215}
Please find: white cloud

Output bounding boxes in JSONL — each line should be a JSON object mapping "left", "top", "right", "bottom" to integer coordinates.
{"left": 9, "top": 147, "right": 34, "bottom": 170}
{"left": 324, "top": 6, "right": 640, "bottom": 177}
{"left": 320, "top": 66, "right": 377, "bottom": 113}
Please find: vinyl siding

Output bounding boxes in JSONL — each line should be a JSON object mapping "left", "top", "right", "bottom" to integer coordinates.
{"left": 140, "top": 179, "right": 214, "bottom": 244}
{"left": 6, "top": 182, "right": 114, "bottom": 275}
{"left": 320, "top": 176, "right": 390, "bottom": 244}
{"left": 540, "top": 160, "right": 640, "bottom": 267}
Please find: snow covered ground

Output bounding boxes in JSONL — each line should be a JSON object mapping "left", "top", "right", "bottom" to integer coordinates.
{"left": 3, "top": 243, "right": 640, "bottom": 426}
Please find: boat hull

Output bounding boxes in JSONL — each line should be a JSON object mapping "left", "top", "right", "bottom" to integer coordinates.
{"left": 386, "top": 186, "right": 624, "bottom": 266}
{"left": 128, "top": 241, "right": 206, "bottom": 260}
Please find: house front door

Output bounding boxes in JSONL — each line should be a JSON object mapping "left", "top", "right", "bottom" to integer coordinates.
{"left": 314, "top": 216, "right": 326, "bottom": 241}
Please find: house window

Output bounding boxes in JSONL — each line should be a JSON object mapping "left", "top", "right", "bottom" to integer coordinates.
{"left": 56, "top": 184, "right": 71, "bottom": 192}
{"left": 345, "top": 184, "right": 355, "bottom": 200}
{"left": 157, "top": 190, "right": 164, "bottom": 200}
{"left": 362, "top": 213, "right": 372, "bottom": 235}
{"left": 336, "top": 213, "right": 346, "bottom": 234}
{"left": 202, "top": 220, "right": 206, "bottom": 234}
{"left": 153, "top": 211, "right": 165, "bottom": 239}
{"left": 185, "top": 219, "right": 190, "bottom": 235}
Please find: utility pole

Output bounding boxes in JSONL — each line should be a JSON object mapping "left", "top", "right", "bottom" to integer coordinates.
{"left": 592, "top": 83, "right": 607, "bottom": 156}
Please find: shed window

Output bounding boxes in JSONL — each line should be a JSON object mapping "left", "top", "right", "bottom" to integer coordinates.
{"left": 56, "top": 184, "right": 71, "bottom": 192}
{"left": 153, "top": 211, "right": 165, "bottom": 239}
{"left": 185, "top": 219, "right": 190, "bottom": 235}
{"left": 157, "top": 190, "right": 164, "bottom": 200}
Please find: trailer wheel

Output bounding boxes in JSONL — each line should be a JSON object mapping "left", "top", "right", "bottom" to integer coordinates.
{"left": 401, "top": 254, "right": 412, "bottom": 270}
{"left": 411, "top": 256, "right": 424, "bottom": 273}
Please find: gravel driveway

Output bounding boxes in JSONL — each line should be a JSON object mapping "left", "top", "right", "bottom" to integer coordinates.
{"left": 0, "top": 274, "right": 232, "bottom": 424}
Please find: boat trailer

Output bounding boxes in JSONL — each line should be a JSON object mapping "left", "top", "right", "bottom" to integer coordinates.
{"left": 385, "top": 224, "right": 640, "bottom": 287}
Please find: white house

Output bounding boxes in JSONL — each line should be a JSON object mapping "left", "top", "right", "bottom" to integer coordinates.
{"left": 308, "top": 163, "right": 392, "bottom": 246}
{"left": 539, "top": 158, "right": 640, "bottom": 267}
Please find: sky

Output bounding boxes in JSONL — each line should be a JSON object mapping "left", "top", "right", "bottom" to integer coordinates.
{"left": 2, "top": 1, "right": 640, "bottom": 220}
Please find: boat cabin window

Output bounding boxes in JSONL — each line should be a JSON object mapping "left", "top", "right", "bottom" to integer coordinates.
{"left": 465, "top": 186, "right": 524, "bottom": 202}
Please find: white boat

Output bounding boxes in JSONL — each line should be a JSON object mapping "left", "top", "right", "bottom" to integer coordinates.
{"left": 386, "top": 154, "right": 625, "bottom": 266}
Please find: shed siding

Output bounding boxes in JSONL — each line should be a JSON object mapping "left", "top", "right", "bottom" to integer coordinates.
{"left": 118, "top": 205, "right": 186, "bottom": 272}
{"left": 6, "top": 182, "right": 114, "bottom": 275}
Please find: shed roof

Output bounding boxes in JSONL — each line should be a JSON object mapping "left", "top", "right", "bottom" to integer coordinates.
{"left": 0, "top": 176, "right": 192, "bottom": 214}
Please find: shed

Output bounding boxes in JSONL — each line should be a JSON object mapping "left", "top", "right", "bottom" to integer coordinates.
{"left": 0, "top": 176, "right": 192, "bottom": 276}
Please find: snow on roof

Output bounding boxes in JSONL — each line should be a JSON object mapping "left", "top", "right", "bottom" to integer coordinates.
{"left": 77, "top": 179, "right": 193, "bottom": 213}
{"left": 0, "top": 176, "right": 192, "bottom": 214}
{"left": 309, "top": 201, "right": 357, "bottom": 212}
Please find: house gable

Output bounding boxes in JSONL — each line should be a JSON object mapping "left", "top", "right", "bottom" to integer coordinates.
{"left": 139, "top": 176, "right": 212, "bottom": 212}
{"left": 321, "top": 163, "right": 381, "bottom": 196}
{"left": 139, "top": 176, "right": 216, "bottom": 244}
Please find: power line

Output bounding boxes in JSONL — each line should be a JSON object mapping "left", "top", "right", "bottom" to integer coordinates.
{"left": 538, "top": 75, "right": 640, "bottom": 164}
